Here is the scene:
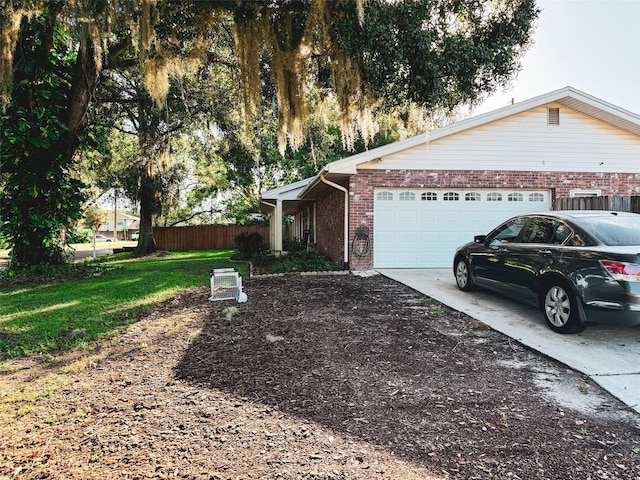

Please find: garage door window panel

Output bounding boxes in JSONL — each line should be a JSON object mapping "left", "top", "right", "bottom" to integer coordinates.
{"left": 508, "top": 193, "right": 524, "bottom": 202}
{"left": 422, "top": 192, "right": 438, "bottom": 201}
{"left": 399, "top": 192, "right": 416, "bottom": 201}
{"left": 465, "top": 192, "right": 481, "bottom": 201}
{"left": 444, "top": 192, "right": 460, "bottom": 201}
{"left": 487, "top": 192, "right": 503, "bottom": 202}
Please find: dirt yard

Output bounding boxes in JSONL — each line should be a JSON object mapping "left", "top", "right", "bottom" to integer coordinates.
{"left": 1, "top": 273, "right": 639, "bottom": 479}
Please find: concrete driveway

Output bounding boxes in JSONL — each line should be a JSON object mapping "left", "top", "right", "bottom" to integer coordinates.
{"left": 378, "top": 268, "right": 640, "bottom": 415}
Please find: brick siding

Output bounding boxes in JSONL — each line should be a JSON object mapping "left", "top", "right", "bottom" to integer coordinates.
{"left": 315, "top": 184, "right": 346, "bottom": 266}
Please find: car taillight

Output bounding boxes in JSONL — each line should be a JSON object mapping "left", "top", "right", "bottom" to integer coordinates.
{"left": 599, "top": 260, "right": 640, "bottom": 282}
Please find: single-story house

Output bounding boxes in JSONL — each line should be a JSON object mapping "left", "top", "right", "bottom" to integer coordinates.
{"left": 260, "top": 86, "right": 640, "bottom": 271}
{"left": 99, "top": 211, "right": 140, "bottom": 241}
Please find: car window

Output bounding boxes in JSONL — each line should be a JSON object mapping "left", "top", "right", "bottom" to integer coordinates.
{"left": 576, "top": 215, "right": 640, "bottom": 246}
{"left": 564, "top": 230, "right": 590, "bottom": 247}
{"left": 551, "top": 223, "right": 572, "bottom": 244}
{"left": 487, "top": 217, "right": 527, "bottom": 246}
{"left": 520, "top": 218, "right": 556, "bottom": 244}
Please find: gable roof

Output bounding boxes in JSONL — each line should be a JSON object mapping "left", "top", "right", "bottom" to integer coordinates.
{"left": 295, "top": 86, "right": 640, "bottom": 199}
{"left": 260, "top": 177, "right": 314, "bottom": 213}
{"left": 260, "top": 86, "right": 640, "bottom": 203}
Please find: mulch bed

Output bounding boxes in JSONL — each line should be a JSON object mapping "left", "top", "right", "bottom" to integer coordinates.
{"left": 1, "top": 273, "right": 639, "bottom": 479}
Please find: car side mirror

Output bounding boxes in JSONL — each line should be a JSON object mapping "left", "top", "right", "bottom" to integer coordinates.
{"left": 474, "top": 235, "right": 487, "bottom": 244}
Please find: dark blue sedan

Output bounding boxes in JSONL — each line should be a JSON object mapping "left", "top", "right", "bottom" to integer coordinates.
{"left": 453, "top": 211, "right": 640, "bottom": 334}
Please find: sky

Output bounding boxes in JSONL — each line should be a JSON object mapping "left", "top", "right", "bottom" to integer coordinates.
{"left": 473, "top": 0, "right": 640, "bottom": 116}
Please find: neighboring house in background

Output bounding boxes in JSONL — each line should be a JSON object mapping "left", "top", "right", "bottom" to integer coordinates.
{"left": 98, "top": 211, "right": 140, "bottom": 241}
{"left": 260, "top": 86, "right": 640, "bottom": 271}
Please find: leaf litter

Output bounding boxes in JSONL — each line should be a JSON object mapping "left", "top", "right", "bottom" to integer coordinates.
{"left": 1, "top": 274, "right": 639, "bottom": 479}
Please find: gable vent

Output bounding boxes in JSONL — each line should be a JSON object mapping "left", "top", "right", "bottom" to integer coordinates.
{"left": 548, "top": 107, "right": 560, "bottom": 125}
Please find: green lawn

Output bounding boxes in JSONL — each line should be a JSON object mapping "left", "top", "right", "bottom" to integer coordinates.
{"left": 0, "top": 250, "right": 244, "bottom": 358}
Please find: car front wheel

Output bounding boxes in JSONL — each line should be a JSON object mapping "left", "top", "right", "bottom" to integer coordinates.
{"left": 542, "top": 281, "right": 585, "bottom": 334}
{"left": 454, "top": 257, "right": 474, "bottom": 292}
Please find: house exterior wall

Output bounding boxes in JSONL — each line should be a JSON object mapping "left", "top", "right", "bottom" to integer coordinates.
{"left": 298, "top": 100, "right": 640, "bottom": 270}
{"left": 359, "top": 104, "right": 640, "bottom": 174}
{"left": 337, "top": 104, "right": 640, "bottom": 270}
{"left": 346, "top": 169, "right": 640, "bottom": 270}
{"left": 315, "top": 185, "right": 346, "bottom": 266}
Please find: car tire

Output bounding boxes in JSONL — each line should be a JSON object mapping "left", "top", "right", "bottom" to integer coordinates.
{"left": 542, "top": 280, "right": 585, "bottom": 334}
{"left": 454, "top": 257, "right": 474, "bottom": 292}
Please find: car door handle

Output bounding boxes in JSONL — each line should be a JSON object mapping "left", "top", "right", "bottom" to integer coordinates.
{"left": 538, "top": 249, "right": 552, "bottom": 256}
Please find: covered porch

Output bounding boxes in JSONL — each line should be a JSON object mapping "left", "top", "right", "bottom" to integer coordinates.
{"left": 260, "top": 178, "right": 315, "bottom": 254}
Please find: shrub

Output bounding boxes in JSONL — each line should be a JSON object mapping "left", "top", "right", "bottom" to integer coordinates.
{"left": 251, "top": 251, "right": 341, "bottom": 274}
{"left": 234, "top": 232, "right": 267, "bottom": 259}
{"left": 67, "top": 228, "right": 90, "bottom": 244}
{"left": 272, "top": 251, "right": 341, "bottom": 273}
{"left": 282, "top": 238, "right": 306, "bottom": 252}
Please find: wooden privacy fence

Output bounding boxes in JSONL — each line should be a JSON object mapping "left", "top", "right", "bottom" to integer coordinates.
{"left": 154, "top": 225, "right": 269, "bottom": 251}
{"left": 555, "top": 196, "right": 640, "bottom": 213}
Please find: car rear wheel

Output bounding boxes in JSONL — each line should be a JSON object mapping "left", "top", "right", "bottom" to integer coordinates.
{"left": 454, "top": 257, "right": 474, "bottom": 292}
{"left": 542, "top": 281, "right": 585, "bottom": 334}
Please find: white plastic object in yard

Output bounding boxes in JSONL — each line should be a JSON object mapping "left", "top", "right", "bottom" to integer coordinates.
{"left": 209, "top": 268, "right": 246, "bottom": 302}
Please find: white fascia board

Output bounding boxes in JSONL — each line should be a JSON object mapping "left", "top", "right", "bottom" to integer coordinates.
{"left": 556, "top": 87, "right": 640, "bottom": 121}
{"left": 261, "top": 177, "right": 314, "bottom": 200}
{"left": 325, "top": 133, "right": 430, "bottom": 175}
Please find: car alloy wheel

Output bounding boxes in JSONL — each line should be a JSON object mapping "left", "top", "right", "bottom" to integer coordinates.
{"left": 542, "top": 281, "right": 585, "bottom": 334}
{"left": 455, "top": 258, "right": 474, "bottom": 291}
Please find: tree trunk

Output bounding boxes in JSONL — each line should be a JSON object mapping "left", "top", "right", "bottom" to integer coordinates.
{"left": 64, "top": 35, "right": 101, "bottom": 159}
{"left": 135, "top": 179, "right": 157, "bottom": 255}
{"left": 132, "top": 90, "right": 171, "bottom": 256}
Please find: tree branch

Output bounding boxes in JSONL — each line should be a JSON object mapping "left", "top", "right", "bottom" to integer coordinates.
{"left": 166, "top": 209, "right": 223, "bottom": 227}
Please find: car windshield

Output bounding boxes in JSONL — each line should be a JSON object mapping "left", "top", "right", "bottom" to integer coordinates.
{"left": 577, "top": 215, "right": 640, "bottom": 246}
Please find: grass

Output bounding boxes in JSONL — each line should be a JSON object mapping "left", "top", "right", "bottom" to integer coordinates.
{"left": 0, "top": 249, "right": 243, "bottom": 359}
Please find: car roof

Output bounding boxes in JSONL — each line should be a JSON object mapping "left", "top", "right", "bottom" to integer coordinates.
{"left": 527, "top": 210, "right": 640, "bottom": 220}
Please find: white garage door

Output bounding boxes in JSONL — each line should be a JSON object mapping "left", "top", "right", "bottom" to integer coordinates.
{"left": 374, "top": 189, "right": 551, "bottom": 268}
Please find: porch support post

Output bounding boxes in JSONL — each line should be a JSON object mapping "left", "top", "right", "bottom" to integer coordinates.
{"left": 274, "top": 199, "right": 283, "bottom": 254}
{"left": 260, "top": 199, "right": 282, "bottom": 253}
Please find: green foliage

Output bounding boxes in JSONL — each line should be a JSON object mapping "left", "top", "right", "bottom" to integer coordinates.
{"left": 251, "top": 251, "right": 341, "bottom": 274}
{"left": 335, "top": 0, "right": 539, "bottom": 110}
{"left": 0, "top": 10, "right": 86, "bottom": 271}
{"left": 0, "top": 250, "right": 239, "bottom": 359}
{"left": 66, "top": 228, "right": 91, "bottom": 244}
{"left": 83, "top": 207, "right": 107, "bottom": 231}
{"left": 1, "top": 1, "right": 538, "bottom": 268}
{"left": 282, "top": 238, "right": 307, "bottom": 253}
{"left": 0, "top": 259, "right": 116, "bottom": 285}
{"left": 271, "top": 252, "right": 341, "bottom": 274}
{"left": 234, "top": 232, "right": 267, "bottom": 259}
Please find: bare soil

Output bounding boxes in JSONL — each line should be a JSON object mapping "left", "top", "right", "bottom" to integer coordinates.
{"left": 1, "top": 273, "right": 639, "bottom": 480}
